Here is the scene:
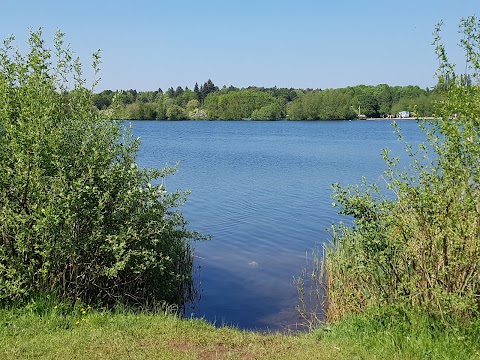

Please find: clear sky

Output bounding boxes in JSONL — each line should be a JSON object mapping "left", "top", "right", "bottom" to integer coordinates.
{"left": 1, "top": 0, "right": 478, "bottom": 92}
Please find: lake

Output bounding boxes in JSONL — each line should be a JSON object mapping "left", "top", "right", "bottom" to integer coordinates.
{"left": 131, "top": 119, "right": 426, "bottom": 331}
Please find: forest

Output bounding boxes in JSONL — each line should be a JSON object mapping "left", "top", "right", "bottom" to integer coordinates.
{"left": 94, "top": 80, "right": 441, "bottom": 120}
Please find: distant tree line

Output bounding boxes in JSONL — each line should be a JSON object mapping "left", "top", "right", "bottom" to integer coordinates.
{"left": 94, "top": 80, "right": 441, "bottom": 120}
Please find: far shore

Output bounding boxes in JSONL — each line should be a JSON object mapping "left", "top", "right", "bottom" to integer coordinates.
{"left": 363, "top": 117, "right": 434, "bottom": 121}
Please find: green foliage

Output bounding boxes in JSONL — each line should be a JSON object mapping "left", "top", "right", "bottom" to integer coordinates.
{"left": 93, "top": 89, "right": 114, "bottom": 110}
{"left": 391, "top": 93, "right": 441, "bottom": 117}
{"left": 286, "top": 90, "right": 323, "bottom": 120}
{"left": 0, "top": 29, "right": 202, "bottom": 309}
{"left": 166, "top": 104, "right": 187, "bottom": 120}
{"left": 186, "top": 99, "right": 200, "bottom": 113}
{"left": 325, "top": 16, "right": 480, "bottom": 322}
{"left": 123, "top": 102, "right": 159, "bottom": 119}
{"left": 203, "top": 89, "right": 276, "bottom": 120}
{"left": 250, "top": 99, "right": 286, "bottom": 120}
{"left": 286, "top": 85, "right": 435, "bottom": 120}
{"left": 100, "top": 82, "right": 437, "bottom": 121}
{"left": 351, "top": 88, "right": 380, "bottom": 117}
{"left": 286, "top": 89, "right": 358, "bottom": 120}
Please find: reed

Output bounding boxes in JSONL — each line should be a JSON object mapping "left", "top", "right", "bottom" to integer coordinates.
{"left": 321, "top": 16, "right": 480, "bottom": 323}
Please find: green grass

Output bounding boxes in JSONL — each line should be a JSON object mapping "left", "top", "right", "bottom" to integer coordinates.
{"left": 313, "top": 307, "right": 480, "bottom": 360}
{"left": 1, "top": 303, "right": 479, "bottom": 359}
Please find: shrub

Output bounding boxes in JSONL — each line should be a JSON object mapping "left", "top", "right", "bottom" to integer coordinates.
{"left": 326, "top": 16, "right": 480, "bottom": 322}
{"left": 0, "top": 29, "right": 203, "bottom": 310}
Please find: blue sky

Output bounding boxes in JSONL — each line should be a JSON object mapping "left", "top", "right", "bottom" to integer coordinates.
{"left": 1, "top": 0, "right": 478, "bottom": 91}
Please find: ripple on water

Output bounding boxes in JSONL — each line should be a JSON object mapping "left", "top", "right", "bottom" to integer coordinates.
{"left": 132, "top": 120, "right": 426, "bottom": 331}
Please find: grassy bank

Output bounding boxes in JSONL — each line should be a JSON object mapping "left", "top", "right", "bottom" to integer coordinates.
{"left": 2, "top": 305, "right": 480, "bottom": 359}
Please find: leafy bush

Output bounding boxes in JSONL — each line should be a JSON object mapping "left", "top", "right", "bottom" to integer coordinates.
{"left": 326, "top": 16, "right": 480, "bottom": 322}
{"left": 0, "top": 29, "right": 203, "bottom": 309}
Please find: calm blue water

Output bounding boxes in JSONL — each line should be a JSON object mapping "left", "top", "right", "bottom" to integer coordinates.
{"left": 131, "top": 120, "right": 425, "bottom": 331}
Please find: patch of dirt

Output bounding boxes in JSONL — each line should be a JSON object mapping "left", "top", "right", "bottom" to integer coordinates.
{"left": 173, "top": 341, "right": 257, "bottom": 360}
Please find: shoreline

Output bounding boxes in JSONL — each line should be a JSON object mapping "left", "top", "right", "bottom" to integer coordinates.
{"left": 363, "top": 117, "right": 434, "bottom": 121}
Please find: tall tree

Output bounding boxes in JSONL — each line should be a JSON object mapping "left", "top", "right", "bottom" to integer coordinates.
{"left": 174, "top": 86, "right": 184, "bottom": 97}
{"left": 193, "top": 82, "right": 200, "bottom": 100}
